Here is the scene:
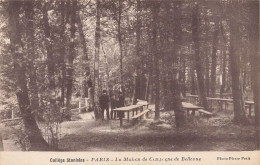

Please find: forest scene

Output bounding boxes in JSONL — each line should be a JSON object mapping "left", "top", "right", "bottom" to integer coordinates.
{"left": 0, "top": 0, "right": 259, "bottom": 151}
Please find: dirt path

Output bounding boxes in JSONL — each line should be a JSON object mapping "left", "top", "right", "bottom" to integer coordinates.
{"left": 1, "top": 105, "right": 255, "bottom": 151}
{"left": 58, "top": 111, "right": 255, "bottom": 151}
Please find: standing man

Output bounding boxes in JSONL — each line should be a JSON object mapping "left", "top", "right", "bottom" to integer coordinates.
{"left": 87, "top": 80, "right": 94, "bottom": 111}
{"left": 99, "top": 90, "right": 110, "bottom": 120}
{"left": 117, "top": 91, "right": 125, "bottom": 118}
{"left": 118, "top": 91, "right": 125, "bottom": 107}
{"left": 110, "top": 94, "right": 118, "bottom": 119}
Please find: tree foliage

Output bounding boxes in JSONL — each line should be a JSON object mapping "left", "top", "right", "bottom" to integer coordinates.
{"left": 0, "top": 0, "right": 259, "bottom": 149}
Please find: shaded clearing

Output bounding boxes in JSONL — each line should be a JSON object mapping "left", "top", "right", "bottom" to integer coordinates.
{"left": 1, "top": 105, "right": 255, "bottom": 151}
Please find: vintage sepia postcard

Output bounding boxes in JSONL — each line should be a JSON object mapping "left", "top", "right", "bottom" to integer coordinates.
{"left": 0, "top": 0, "right": 259, "bottom": 165}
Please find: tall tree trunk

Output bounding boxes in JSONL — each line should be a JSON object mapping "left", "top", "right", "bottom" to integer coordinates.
{"left": 205, "top": 18, "right": 210, "bottom": 97}
{"left": 0, "top": 117, "right": 3, "bottom": 150}
{"left": 242, "top": 69, "right": 247, "bottom": 93}
{"left": 76, "top": 5, "right": 90, "bottom": 99}
{"left": 118, "top": 0, "right": 125, "bottom": 97}
{"left": 172, "top": 1, "right": 185, "bottom": 127}
{"left": 43, "top": 1, "right": 56, "bottom": 106}
{"left": 24, "top": 1, "right": 40, "bottom": 120}
{"left": 66, "top": 0, "right": 77, "bottom": 110}
{"left": 190, "top": 68, "right": 196, "bottom": 95}
{"left": 42, "top": 1, "right": 57, "bottom": 121}
{"left": 191, "top": 3, "right": 208, "bottom": 109}
{"left": 59, "top": 1, "right": 66, "bottom": 106}
{"left": 180, "top": 55, "right": 186, "bottom": 97}
{"left": 248, "top": 0, "right": 260, "bottom": 149}
{"left": 205, "top": 53, "right": 210, "bottom": 97}
{"left": 220, "top": 15, "right": 227, "bottom": 98}
{"left": 151, "top": 2, "right": 160, "bottom": 120}
{"left": 8, "top": 1, "right": 49, "bottom": 151}
{"left": 76, "top": 8, "right": 88, "bottom": 61}
{"left": 145, "top": 72, "right": 151, "bottom": 101}
{"left": 140, "top": 74, "right": 146, "bottom": 100}
{"left": 101, "top": 43, "right": 109, "bottom": 91}
{"left": 133, "top": 72, "right": 139, "bottom": 104}
{"left": 133, "top": 0, "right": 141, "bottom": 105}
{"left": 220, "top": 44, "right": 227, "bottom": 97}
{"left": 0, "top": 129, "right": 3, "bottom": 151}
{"left": 228, "top": 2, "right": 248, "bottom": 124}
{"left": 93, "top": 0, "right": 102, "bottom": 119}
{"left": 210, "top": 19, "right": 219, "bottom": 97}
{"left": 161, "top": 1, "right": 172, "bottom": 112}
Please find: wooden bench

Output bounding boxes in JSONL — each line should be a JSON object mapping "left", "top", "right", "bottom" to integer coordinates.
{"left": 198, "top": 109, "right": 213, "bottom": 116}
{"left": 1, "top": 118, "right": 22, "bottom": 123}
{"left": 182, "top": 102, "right": 203, "bottom": 116}
{"left": 112, "top": 104, "right": 144, "bottom": 127}
{"left": 131, "top": 109, "right": 150, "bottom": 122}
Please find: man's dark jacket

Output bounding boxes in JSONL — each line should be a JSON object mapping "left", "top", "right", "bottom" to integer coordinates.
{"left": 99, "top": 94, "right": 109, "bottom": 109}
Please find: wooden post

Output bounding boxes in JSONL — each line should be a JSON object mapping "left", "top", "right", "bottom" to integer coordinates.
{"left": 11, "top": 109, "right": 14, "bottom": 120}
{"left": 114, "top": 111, "right": 116, "bottom": 119}
{"left": 119, "top": 116, "right": 123, "bottom": 127}
{"left": 0, "top": 118, "right": 3, "bottom": 151}
{"left": 249, "top": 104, "right": 252, "bottom": 117}
{"left": 85, "top": 98, "right": 88, "bottom": 110}
{"left": 192, "top": 109, "right": 195, "bottom": 116}
{"left": 78, "top": 98, "right": 81, "bottom": 113}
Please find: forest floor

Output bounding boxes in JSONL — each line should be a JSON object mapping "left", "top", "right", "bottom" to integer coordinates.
{"left": 0, "top": 104, "right": 256, "bottom": 151}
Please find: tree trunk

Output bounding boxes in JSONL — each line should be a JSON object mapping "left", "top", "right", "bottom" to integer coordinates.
{"left": 205, "top": 18, "right": 210, "bottom": 97}
{"left": 248, "top": 0, "right": 260, "bottom": 149}
{"left": 118, "top": 0, "right": 125, "bottom": 97}
{"left": 180, "top": 55, "right": 186, "bottom": 97}
{"left": 66, "top": 0, "right": 77, "bottom": 111}
{"left": 149, "top": 60, "right": 155, "bottom": 104}
{"left": 8, "top": 1, "right": 49, "bottom": 151}
{"left": 191, "top": 3, "right": 208, "bottom": 109}
{"left": 242, "top": 70, "right": 247, "bottom": 93}
{"left": 220, "top": 45, "right": 227, "bottom": 98}
{"left": 190, "top": 68, "right": 196, "bottom": 95}
{"left": 76, "top": 8, "right": 88, "bottom": 61}
{"left": 140, "top": 74, "right": 146, "bottom": 100}
{"left": 151, "top": 2, "right": 160, "bottom": 120}
{"left": 43, "top": 2, "right": 55, "bottom": 95}
{"left": 161, "top": 2, "right": 171, "bottom": 111}
{"left": 133, "top": 0, "right": 141, "bottom": 105}
{"left": 145, "top": 72, "right": 151, "bottom": 101}
{"left": 93, "top": 0, "right": 102, "bottom": 119}
{"left": 0, "top": 129, "right": 3, "bottom": 151}
{"left": 210, "top": 19, "right": 219, "bottom": 97}
{"left": 76, "top": 5, "right": 91, "bottom": 99}
{"left": 228, "top": 3, "right": 248, "bottom": 124}
{"left": 172, "top": 1, "right": 185, "bottom": 127}
{"left": 205, "top": 53, "right": 210, "bottom": 97}
{"left": 59, "top": 0, "right": 66, "bottom": 106}
{"left": 24, "top": 1, "right": 40, "bottom": 120}
{"left": 220, "top": 16, "right": 227, "bottom": 98}
{"left": 0, "top": 117, "right": 3, "bottom": 150}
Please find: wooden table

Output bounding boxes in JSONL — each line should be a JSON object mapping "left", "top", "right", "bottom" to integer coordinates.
{"left": 186, "top": 95, "right": 254, "bottom": 114}
{"left": 218, "top": 98, "right": 233, "bottom": 110}
{"left": 112, "top": 104, "right": 144, "bottom": 127}
{"left": 182, "top": 102, "right": 203, "bottom": 116}
{"left": 137, "top": 100, "right": 149, "bottom": 109}
{"left": 207, "top": 97, "right": 233, "bottom": 111}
